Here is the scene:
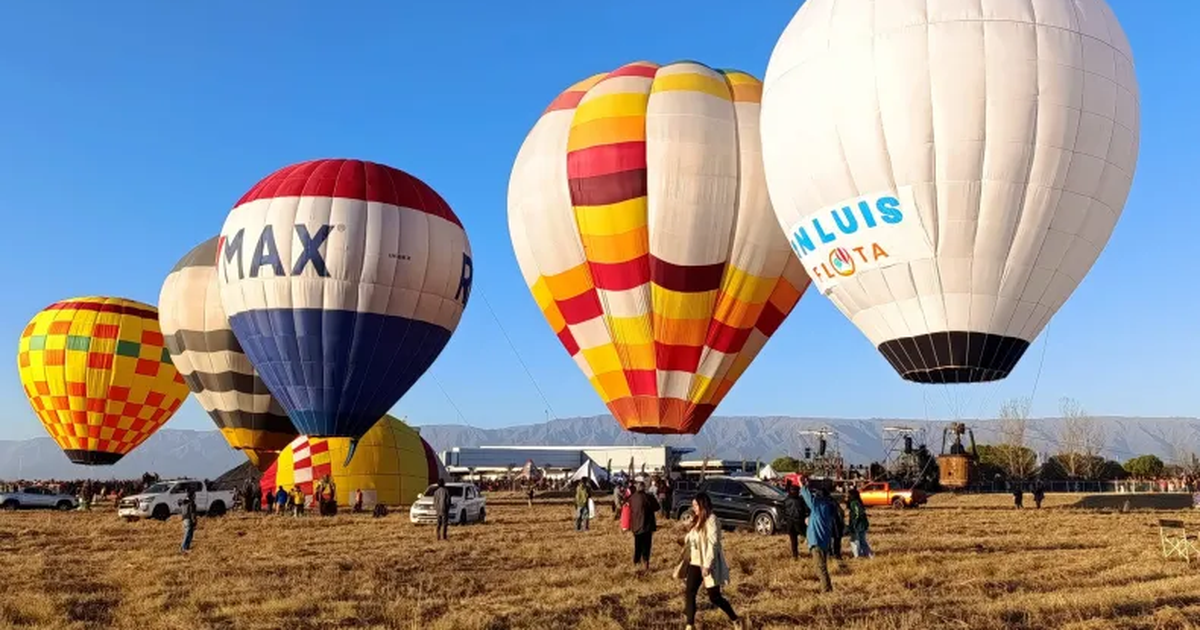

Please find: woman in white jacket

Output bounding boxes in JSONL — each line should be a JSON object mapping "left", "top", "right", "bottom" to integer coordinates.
{"left": 682, "top": 492, "right": 742, "bottom": 629}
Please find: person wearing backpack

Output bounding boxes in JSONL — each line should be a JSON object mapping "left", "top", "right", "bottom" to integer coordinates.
{"left": 846, "top": 488, "right": 873, "bottom": 558}
{"left": 783, "top": 481, "right": 809, "bottom": 559}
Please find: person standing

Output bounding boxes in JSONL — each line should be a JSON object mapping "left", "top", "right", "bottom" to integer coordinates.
{"left": 657, "top": 477, "right": 671, "bottom": 521}
{"left": 799, "top": 479, "right": 837, "bottom": 593}
{"left": 627, "top": 482, "right": 660, "bottom": 570}
{"left": 292, "top": 486, "right": 306, "bottom": 517}
{"left": 831, "top": 493, "right": 847, "bottom": 560}
{"left": 275, "top": 487, "right": 287, "bottom": 515}
{"left": 354, "top": 489, "right": 364, "bottom": 513}
{"left": 179, "top": 486, "right": 197, "bottom": 554}
{"left": 783, "top": 482, "right": 808, "bottom": 560}
{"left": 433, "top": 479, "right": 452, "bottom": 540}
{"left": 1013, "top": 484, "right": 1024, "bottom": 509}
{"left": 612, "top": 482, "right": 623, "bottom": 520}
{"left": 1033, "top": 484, "right": 1045, "bottom": 509}
{"left": 574, "top": 480, "right": 592, "bottom": 531}
{"left": 846, "top": 489, "right": 873, "bottom": 558}
{"left": 620, "top": 484, "right": 633, "bottom": 532}
{"left": 681, "top": 493, "right": 742, "bottom": 630}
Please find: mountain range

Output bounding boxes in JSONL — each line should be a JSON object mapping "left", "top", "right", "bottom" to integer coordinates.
{"left": 2, "top": 415, "right": 1197, "bottom": 480}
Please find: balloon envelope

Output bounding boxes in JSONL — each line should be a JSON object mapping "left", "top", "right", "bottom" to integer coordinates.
{"left": 508, "top": 61, "right": 810, "bottom": 434}
{"left": 260, "top": 415, "right": 446, "bottom": 508}
{"left": 760, "top": 0, "right": 1139, "bottom": 383}
{"left": 17, "top": 297, "right": 191, "bottom": 465}
{"left": 159, "top": 237, "right": 298, "bottom": 465}
{"left": 217, "top": 159, "right": 472, "bottom": 441}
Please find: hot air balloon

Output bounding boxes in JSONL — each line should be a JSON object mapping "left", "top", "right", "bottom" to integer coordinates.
{"left": 17, "top": 297, "right": 191, "bottom": 465}
{"left": 217, "top": 159, "right": 472, "bottom": 452}
{"left": 760, "top": 0, "right": 1139, "bottom": 383}
{"left": 508, "top": 61, "right": 811, "bottom": 435}
{"left": 159, "top": 237, "right": 298, "bottom": 470}
{"left": 260, "top": 414, "right": 446, "bottom": 509}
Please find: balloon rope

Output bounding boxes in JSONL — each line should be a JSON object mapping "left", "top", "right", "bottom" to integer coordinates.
{"left": 479, "top": 291, "right": 559, "bottom": 420}
{"left": 432, "top": 374, "right": 470, "bottom": 425}
{"left": 1026, "top": 322, "right": 1052, "bottom": 409}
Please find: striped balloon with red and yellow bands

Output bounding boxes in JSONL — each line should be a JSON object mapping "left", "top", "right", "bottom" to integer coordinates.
{"left": 508, "top": 61, "right": 811, "bottom": 435}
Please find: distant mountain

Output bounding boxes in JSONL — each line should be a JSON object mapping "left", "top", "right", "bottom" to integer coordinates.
{"left": 414, "top": 415, "right": 1200, "bottom": 465}
{"left": 3, "top": 415, "right": 1198, "bottom": 480}
{"left": 0, "top": 429, "right": 243, "bottom": 481}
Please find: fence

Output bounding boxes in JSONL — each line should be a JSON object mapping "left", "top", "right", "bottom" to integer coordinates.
{"left": 957, "top": 479, "right": 1198, "bottom": 494}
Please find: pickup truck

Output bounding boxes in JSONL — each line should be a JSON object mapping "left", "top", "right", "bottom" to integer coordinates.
{"left": 409, "top": 483, "right": 486, "bottom": 525}
{"left": 859, "top": 481, "right": 927, "bottom": 509}
{"left": 0, "top": 486, "right": 79, "bottom": 511}
{"left": 117, "top": 479, "right": 233, "bottom": 521}
{"left": 672, "top": 476, "right": 790, "bottom": 536}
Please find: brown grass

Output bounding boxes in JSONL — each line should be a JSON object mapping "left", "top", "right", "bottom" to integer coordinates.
{"left": 2, "top": 492, "right": 1199, "bottom": 629}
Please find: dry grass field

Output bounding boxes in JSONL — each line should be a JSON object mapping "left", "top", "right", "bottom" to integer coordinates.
{"left": 2, "top": 492, "right": 1200, "bottom": 630}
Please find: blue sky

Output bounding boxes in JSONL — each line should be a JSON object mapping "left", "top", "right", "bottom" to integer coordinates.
{"left": 1, "top": 1, "right": 1197, "bottom": 441}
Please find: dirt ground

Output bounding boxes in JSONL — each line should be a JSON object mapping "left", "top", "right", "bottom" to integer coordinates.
{"left": 1, "top": 492, "right": 1199, "bottom": 630}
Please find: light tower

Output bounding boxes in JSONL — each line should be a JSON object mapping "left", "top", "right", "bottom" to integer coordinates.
{"left": 798, "top": 426, "right": 844, "bottom": 480}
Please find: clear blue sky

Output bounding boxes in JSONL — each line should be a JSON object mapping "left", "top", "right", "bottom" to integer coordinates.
{"left": 1, "top": 1, "right": 1196, "bottom": 440}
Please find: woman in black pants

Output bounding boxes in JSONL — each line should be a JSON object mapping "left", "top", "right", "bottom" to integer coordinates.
{"left": 682, "top": 492, "right": 743, "bottom": 630}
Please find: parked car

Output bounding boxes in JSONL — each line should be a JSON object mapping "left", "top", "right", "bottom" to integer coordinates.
{"left": 859, "top": 481, "right": 927, "bottom": 509}
{"left": 0, "top": 486, "right": 78, "bottom": 511}
{"left": 672, "top": 476, "right": 787, "bottom": 535}
{"left": 409, "top": 483, "right": 486, "bottom": 525}
{"left": 117, "top": 479, "right": 233, "bottom": 521}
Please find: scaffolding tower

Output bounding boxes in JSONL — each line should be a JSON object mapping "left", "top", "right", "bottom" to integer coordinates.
{"left": 798, "top": 426, "right": 844, "bottom": 480}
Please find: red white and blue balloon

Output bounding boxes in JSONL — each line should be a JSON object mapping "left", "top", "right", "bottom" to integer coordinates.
{"left": 216, "top": 159, "right": 472, "bottom": 441}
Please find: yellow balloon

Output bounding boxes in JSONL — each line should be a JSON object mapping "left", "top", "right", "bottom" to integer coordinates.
{"left": 261, "top": 415, "right": 445, "bottom": 508}
{"left": 17, "top": 296, "right": 191, "bottom": 465}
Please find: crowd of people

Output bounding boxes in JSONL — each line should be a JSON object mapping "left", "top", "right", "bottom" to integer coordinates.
{"left": 234, "top": 475, "right": 357, "bottom": 517}
{"left": 0, "top": 473, "right": 163, "bottom": 508}
{"left": 566, "top": 474, "right": 872, "bottom": 629}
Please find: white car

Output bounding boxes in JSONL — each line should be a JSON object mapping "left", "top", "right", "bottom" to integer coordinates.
{"left": 409, "top": 483, "right": 486, "bottom": 525}
{"left": 117, "top": 479, "right": 234, "bottom": 521}
{"left": 0, "top": 486, "right": 78, "bottom": 511}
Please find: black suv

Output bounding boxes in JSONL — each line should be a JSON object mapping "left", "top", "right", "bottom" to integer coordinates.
{"left": 672, "top": 476, "right": 789, "bottom": 535}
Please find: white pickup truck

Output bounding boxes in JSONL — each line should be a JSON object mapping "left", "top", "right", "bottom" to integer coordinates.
{"left": 409, "top": 482, "right": 486, "bottom": 525}
{"left": 117, "top": 479, "right": 233, "bottom": 521}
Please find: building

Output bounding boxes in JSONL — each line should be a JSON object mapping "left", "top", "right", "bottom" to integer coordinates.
{"left": 441, "top": 445, "right": 694, "bottom": 479}
{"left": 677, "top": 458, "right": 762, "bottom": 478}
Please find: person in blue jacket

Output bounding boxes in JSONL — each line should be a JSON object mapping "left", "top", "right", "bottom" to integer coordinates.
{"left": 799, "top": 477, "right": 838, "bottom": 592}
{"left": 275, "top": 487, "right": 288, "bottom": 515}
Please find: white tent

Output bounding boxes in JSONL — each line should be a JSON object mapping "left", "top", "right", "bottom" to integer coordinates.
{"left": 518, "top": 459, "right": 543, "bottom": 481}
{"left": 758, "top": 464, "right": 779, "bottom": 480}
{"left": 570, "top": 459, "right": 610, "bottom": 485}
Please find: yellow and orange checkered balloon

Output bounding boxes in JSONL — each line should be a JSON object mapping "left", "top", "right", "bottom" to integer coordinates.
{"left": 16, "top": 297, "right": 191, "bottom": 465}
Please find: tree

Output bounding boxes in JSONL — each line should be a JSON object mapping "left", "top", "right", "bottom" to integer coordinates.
{"left": 1044, "top": 455, "right": 1128, "bottom": 481}
{"left": 995, "top": 397, "right": 1038, "bottom": 479}
{"left": 978, "top": 443, "right": 1037, "bottom": 481}
{"left": 1056, "top": 397, "right": 1106, "bottom": 479}
{"left": 1166, "top": 427, "right": 1200, "bottom": 477}
{"left": 1093, "top": 459, "right": 1129, "bottom": 481}
{"left": 1124, "top": 454, "right": 1165, "bottom": 479}
{"left": 770, "top": 456, "right": 800, "bottom": 473}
